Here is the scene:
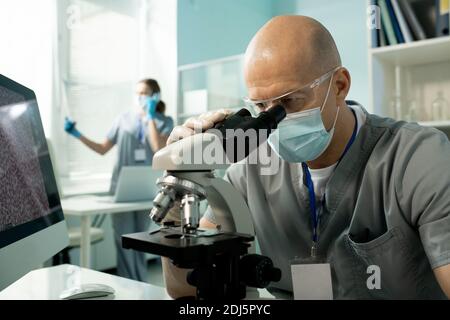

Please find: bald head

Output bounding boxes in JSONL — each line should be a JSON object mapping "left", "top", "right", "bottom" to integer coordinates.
{"left": 245, "top": 15, "right": 342, "bottom": 99}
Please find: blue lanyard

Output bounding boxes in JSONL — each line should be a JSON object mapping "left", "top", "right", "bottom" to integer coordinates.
{"left": 301, "top": 109, "right": 357, "bottom": 249}
{"left": 137, "top": 118, "right": 146, "bottom": 145}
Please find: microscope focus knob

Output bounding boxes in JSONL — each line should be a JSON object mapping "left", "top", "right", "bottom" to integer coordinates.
{"left": 240, "top": 254, "right": 281, "bottom": 288}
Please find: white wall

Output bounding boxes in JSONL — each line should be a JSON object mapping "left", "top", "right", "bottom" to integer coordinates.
{"left": 0, "top": 0, "right": 57, "bottom": 135}
{"left": 177, "top": 0, "right": 273, "bottom": 66}
{"left": 140, "top": 0, "right": 178, "bottom": 120}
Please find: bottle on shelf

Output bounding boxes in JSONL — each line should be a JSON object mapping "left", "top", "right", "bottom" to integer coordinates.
{"left": 405, "top": 99, "right": 417, "bottom": 122}
{"left": 431, "top": 91, "right": 449, "bottom": 121}
{"left": 389, "top": 94, "right": 403, "bottom": 120}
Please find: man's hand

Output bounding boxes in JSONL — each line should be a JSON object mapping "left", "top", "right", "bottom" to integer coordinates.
{"left": 166, "top": 109, "right": 234, "bottom": 145}
{"left": 64, "top": 117, "right": 82, "bottom": 139}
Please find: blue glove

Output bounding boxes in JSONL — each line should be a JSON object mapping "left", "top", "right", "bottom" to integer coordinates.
{"left": 145, "top": 93, "right": 161, "bottom": 120}
{"left": 64, "top": 117, "right": 82, "bottom": 139}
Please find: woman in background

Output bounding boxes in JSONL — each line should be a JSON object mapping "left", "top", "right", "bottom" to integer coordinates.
{"left": 64, "top": 79, "right": 174, "bottom": 281}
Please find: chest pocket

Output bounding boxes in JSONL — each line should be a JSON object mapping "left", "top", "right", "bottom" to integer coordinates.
{"left": 345, "top": 227, "right": 426, "bottom": 299}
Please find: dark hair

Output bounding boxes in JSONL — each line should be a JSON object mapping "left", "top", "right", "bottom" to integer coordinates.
{"left": 139, "top": 78, "right": 160, "bottom": 95}
{"left": 139, "top": 79, "right": 165, "bottom": 114}
{"left": 156, "top": 100, "right": 166, "bottom": 114}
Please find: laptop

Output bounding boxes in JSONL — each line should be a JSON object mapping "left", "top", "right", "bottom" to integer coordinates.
{"left": 100, "top": 166, "right": 163, "bottom": 203}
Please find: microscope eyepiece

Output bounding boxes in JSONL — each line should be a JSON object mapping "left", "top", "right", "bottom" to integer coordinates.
{"left": 261, "top": 104, "right": 287, "bottom": 128}
{"left": 213, "top": 105, "right": 286, "bottom": 133}
{"left": 210, "top": 105, "right": 286, "bottom": 163}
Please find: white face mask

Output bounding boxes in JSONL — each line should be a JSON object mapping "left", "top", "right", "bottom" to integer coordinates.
{"left": 267, "top": 73, "right": 340, "bottom": 163}
{"left": 136, "top": 95, "right": 147, "bottom": 109}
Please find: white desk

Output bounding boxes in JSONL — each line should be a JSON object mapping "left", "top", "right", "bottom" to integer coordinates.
{"left": 61, "top": 195, "right": 154, "bottom": 268}
{"left": 0, "top": 264, "right": 170, "bottom": 300}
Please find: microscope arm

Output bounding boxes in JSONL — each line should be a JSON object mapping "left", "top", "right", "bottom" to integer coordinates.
{"left": 172, "top": 171, "right": 256, "bottom": 254}
{"left": 207, "top": 178, "right": 256, "bottom": 254}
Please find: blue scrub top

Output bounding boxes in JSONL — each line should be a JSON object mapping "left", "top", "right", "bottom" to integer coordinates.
{"left": 106, "top": 111, "right": 174, "bottom": 194}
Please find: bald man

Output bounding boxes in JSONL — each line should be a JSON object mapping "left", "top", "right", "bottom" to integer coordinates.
{"left": 163, "top": 16, "right": 450, "bottom": 299}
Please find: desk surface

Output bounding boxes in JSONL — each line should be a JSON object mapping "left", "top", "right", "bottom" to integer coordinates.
{"left": 0, "top": 265, "right": 279, "bottom": 300}
{"left": 61, "top": 195, "right": 153, "bottom": 216}
{"left": 0, "top": 264, "right": 170, "bottom": 300}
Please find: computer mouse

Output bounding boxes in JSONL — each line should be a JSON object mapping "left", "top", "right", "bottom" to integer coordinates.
{"left": 60, "top": 283, "right": 115, "bottom": 300}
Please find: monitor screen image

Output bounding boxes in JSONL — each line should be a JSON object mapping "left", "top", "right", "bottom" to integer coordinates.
{"left": 0, "top": 74, "right": 67, "bottom": 291}
{"left": 0, "top": 85, "right": 64, "bottom": 249}
{"left": 0, "top": 102, "right": 61, "bottom": 236}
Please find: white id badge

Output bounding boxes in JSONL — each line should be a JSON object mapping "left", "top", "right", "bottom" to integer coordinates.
{"left": 134, "top": 149, "right": 146, "bottom": 162}
{"left": 291, "top": 263, "right": 333, "bottom": 300}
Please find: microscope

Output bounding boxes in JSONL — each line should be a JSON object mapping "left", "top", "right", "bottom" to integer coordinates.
{"left": 122, "top": 106, "right": 286, "bottom": 300}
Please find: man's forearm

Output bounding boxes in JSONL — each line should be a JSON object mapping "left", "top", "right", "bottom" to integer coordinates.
{"left": 434, "top": 264, "right": 450, "bottom": 299}
{"left": 161, "top": 203, "right": 197, "bottom": 299}
{"left": 162, "top": 219, "right": 216, "bottom": 299}
{"left": 162, "top": 258, "right": 197, "bottom": 299}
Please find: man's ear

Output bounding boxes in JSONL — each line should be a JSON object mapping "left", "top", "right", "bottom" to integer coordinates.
{"left": 334, "top": 68, "right": 351, "bottom": 103}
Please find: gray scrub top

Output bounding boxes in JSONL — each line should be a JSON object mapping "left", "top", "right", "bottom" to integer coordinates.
{"left": 107, "top": 111, "right": 174, "bottom": 194}
{"left": 204, "top": 104, "right": 450, "bottom": 299}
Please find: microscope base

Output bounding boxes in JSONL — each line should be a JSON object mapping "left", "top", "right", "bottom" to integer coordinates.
{"left": 122, "top": 228, "right": 254, "bottom": 300}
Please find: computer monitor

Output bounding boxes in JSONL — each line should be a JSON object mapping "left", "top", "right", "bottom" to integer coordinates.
{"left": 0, "top": 74, "right": 69, "bottom": 290}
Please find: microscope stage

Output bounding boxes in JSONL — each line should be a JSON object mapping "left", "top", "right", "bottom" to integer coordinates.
{"left": 122, "top": 228, "right": 254, "bottom": 268}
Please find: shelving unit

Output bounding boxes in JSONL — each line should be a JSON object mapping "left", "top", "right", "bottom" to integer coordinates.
{"left": 418, "top": 120, "right": 450, "bottom": 128}
{"left": 367, "top": 0, "right": 450, "bottom": 136}
{"left": 371, "top": 36, "right": 450, "bottom": 66}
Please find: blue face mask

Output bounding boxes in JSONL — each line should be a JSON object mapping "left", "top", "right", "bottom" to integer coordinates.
{"left": 267, "top": 75, "right": 340, "bottom": 163}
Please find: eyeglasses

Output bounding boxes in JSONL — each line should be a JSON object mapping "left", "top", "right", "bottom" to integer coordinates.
{"left": 243, "top": 66, "right": 341, "bottom": 114}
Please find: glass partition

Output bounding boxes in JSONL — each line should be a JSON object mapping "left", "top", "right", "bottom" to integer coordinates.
{"left": 178, "top": 54, "right": 247, "bottom": 124}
